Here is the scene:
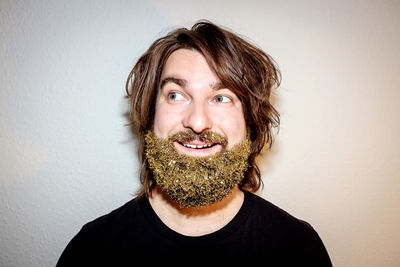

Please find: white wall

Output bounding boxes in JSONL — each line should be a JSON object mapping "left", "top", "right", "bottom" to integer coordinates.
{"left": 1, "top": 0, "right": 399, "bottom": 266}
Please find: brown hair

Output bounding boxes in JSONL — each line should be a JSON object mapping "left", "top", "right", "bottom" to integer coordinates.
{"left": 126, "top": 20, "right": 280, "bottom": 198}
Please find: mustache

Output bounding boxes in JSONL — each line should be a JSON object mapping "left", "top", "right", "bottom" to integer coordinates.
{"left": 168, "top": 130, "right": 228, "bottom": 145}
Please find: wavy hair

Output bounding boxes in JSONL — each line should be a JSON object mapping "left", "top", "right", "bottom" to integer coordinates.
{"left": 126, "top": 21, "right": 280, "bottom": 198}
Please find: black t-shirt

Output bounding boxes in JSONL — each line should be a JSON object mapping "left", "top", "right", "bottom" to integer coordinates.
{"left": 57, "top": 191, "right": 332, "bottom": 266}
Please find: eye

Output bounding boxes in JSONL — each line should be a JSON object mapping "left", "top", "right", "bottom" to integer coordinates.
{"left": 168, "top": 92, "right": 185, "bottom": 101}
{"left": 214, "top": 95, "right": 231, "bottom": 103}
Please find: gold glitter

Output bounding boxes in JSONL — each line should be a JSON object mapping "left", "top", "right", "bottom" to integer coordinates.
{"left": 168, "top": 130, "right": 228, "bottom": 146}
{"left": 145, "top": 131, "right": 251, "bottom": 208}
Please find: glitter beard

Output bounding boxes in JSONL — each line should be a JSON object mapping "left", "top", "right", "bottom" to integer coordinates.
{"left": 145, "top": 131, "right": 251, "bottom": 208}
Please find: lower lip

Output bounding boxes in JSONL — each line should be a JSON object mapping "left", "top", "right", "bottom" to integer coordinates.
{"left": 174, "top": 142, "right": 222, "bottom": 157}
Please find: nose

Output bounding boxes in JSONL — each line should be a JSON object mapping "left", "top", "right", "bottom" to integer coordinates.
{"left": 182, "top": 101, "right": 213, "bottom": 134}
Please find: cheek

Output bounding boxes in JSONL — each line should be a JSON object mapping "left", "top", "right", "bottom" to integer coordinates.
{"left": 153, "top": 108, "right": 169, "bottom": 138}
{"left": 214, "top": 109, "right": 247, "bottom": 142}
{"left": 153, "top": 103, "right": 182, "bottom": 138}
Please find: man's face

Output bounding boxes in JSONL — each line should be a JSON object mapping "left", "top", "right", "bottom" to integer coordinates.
{"left": 153, "top": 48, "right": 247, "bottom": 156}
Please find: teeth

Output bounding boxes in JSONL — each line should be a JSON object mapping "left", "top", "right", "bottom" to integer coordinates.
{"left": 183, "top": 143, "right": 213, "bottom": 149}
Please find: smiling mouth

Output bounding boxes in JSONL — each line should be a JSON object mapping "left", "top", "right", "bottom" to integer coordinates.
{"left": 169, "top": 131, "right": 227, "bottom": 154}
{"left": 179, "top": 142, "right": 216, "bottom": 149}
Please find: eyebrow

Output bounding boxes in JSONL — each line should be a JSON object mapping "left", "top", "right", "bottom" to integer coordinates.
{"left": 211, "top": 82, "right": 225, "bottom": 90}
{"left": 159, "top": 77, "right": 187, "bottom": 90}
{"left": 159, "top": 76, "right": 225, "bottom": 91}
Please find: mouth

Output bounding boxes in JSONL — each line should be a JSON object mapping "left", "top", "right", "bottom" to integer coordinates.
{"left": 174, "top": 141, "right": 221, "bottom": 157}
{"left": 167, "top": 131, "right": 227, "bottom": 157}
{"left": 180, "top": 142, "right": 216, "bottom": 149}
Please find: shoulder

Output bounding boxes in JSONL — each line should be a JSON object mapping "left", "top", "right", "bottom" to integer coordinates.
{"left": 246, "top": 192, "right": 312, "bottom": 229}
{"left": 80, "top": 197, "right": 143, "bottom": 235}
{"left": 247, "top": 192, "right": 320, "bottom": 241}
{"left": 244, "top": 192, "right": 332, "bottom": 265}
{"left": 56, "top": 197, "right": 146, "bottom": 266}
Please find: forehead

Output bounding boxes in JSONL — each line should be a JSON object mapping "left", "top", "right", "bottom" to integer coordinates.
{"left": 160, "top": 49, "right": 221, "bottom": 88}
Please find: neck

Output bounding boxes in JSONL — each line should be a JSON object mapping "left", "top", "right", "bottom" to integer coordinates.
{"left": 149, "top": 185, "right": 244, "bottom": 236}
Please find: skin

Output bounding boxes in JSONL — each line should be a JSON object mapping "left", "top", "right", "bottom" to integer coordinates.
{"left": 153, "top": 49, "right": 247, "bottom": 155}
{"left": 149, "top": 48, "right": 247, "bottom": 236}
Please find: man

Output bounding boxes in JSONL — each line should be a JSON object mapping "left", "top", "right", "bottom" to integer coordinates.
{"left": 57, "top": 21, "right": 332, "bottom": 266}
